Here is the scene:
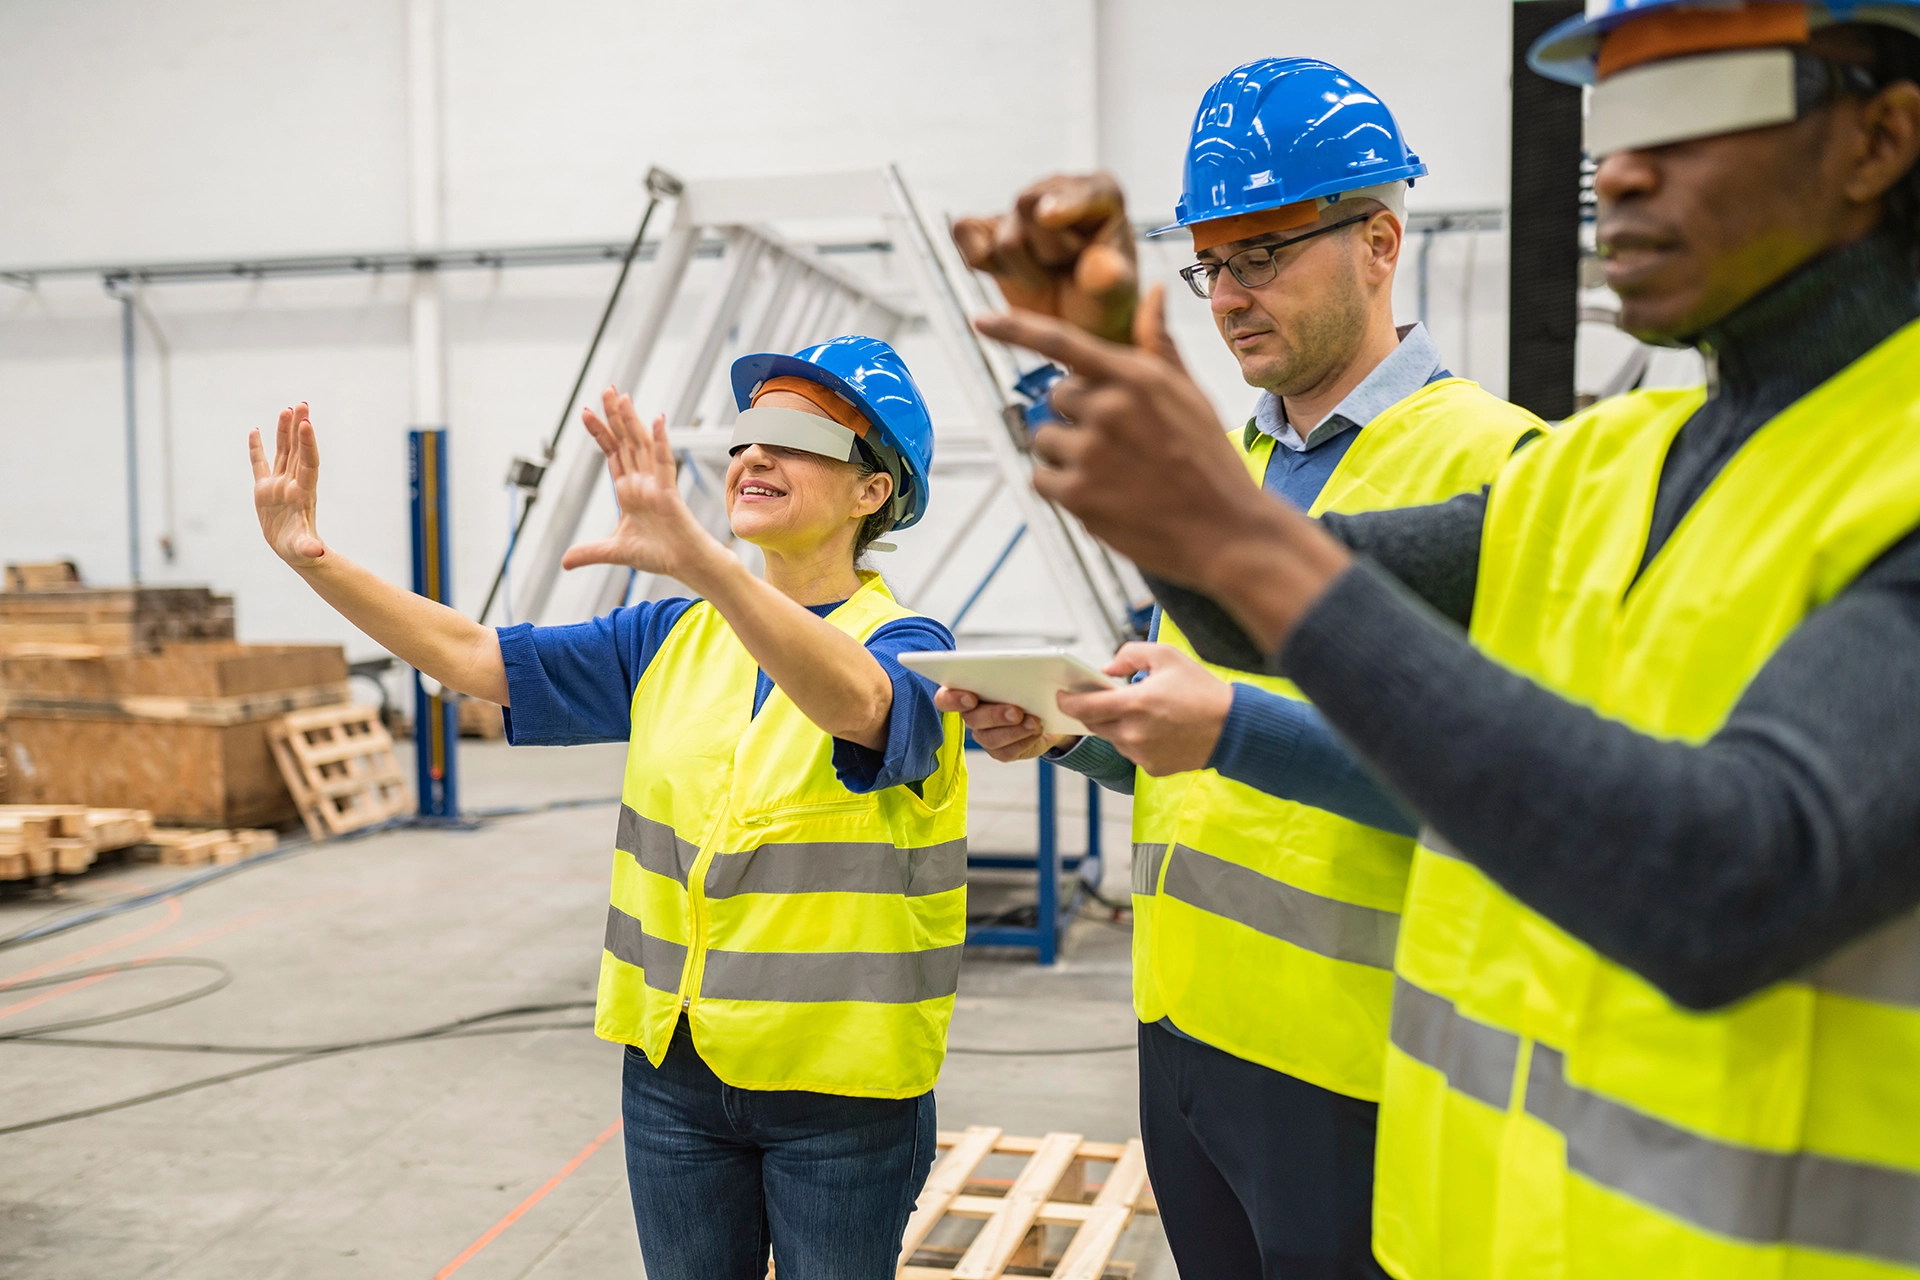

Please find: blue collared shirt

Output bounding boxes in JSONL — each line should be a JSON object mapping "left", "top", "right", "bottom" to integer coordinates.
{"left": 1248, "top": 322, "right": 1447, "bottom": 512}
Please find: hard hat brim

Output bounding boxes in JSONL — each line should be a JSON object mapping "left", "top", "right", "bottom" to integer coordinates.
{"left": 1159, "top": 164, "right": 1427, "bottom": 233}
{"left": 1529, "top": 1, "right": 1920, "bottom": 86}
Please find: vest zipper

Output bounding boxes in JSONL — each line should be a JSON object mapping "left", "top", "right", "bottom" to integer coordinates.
{"left": 673, "top": 581, "right": 892, "bottom": 1025}
{"left": 679, "top": 806, "right": 730, "bottom": 1022}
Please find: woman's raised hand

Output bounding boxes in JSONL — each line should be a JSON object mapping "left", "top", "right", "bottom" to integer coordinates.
{"left": 561, "top": 387, "right": 726, "bottom": 584}
{"left": 249, "top": 403, "right": 327, "bottom": 568}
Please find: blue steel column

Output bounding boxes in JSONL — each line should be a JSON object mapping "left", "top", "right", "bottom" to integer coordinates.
{"left": 1036, "top": 757, "right": 1058, "bottom": 966}
{"left": 1086, "top": 776, "right": 1101, "bottom": 880}
{"left": 408, "top": 429, "right": 459, "bottom": 819}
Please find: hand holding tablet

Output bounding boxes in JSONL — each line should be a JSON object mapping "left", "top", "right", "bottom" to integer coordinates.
{"left": 899, "top": 648, "right": 1117, "bottom": 736}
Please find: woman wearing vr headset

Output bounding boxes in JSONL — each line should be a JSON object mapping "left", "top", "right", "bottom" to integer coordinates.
{"left": 248, "top": 335, "right": 966, "bottom": 1280}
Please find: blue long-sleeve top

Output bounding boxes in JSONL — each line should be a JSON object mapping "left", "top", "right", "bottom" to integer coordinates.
{"left": 1050, "top": 325, "right": 1446, "bottom": 837}
{"left": 497, "top": 596, "right": 953, "bottom": 794}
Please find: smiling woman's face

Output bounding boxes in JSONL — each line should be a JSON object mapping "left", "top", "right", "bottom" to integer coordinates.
{"left": 724, "top": 390, "right": 892, "bottom": 559}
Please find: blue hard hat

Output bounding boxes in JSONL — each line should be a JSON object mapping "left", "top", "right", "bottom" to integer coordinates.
{"left": 1530, "top": 0, "right": 1920, "bottom": 85}
{"left": 730, "top": 335, "right": 935, "bottom": 531}
{"left": 1157, "top": 57, "right": 1427, "bottom": 235}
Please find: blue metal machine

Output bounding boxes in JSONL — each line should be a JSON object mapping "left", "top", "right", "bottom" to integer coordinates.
{"left": 963, "top": 747, "right": 1105, "bottom": 966}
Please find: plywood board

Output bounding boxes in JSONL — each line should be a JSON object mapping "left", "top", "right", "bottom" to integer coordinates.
{"left": 4, "top": 719, "right": 299, "bottom": 829}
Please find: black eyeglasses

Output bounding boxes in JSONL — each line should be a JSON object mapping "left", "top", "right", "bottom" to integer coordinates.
{"left": 1178, "top": 213, "right": 1373, "bottom": 299}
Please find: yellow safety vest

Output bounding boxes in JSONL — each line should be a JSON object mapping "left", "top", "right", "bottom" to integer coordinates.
{"left": 1132, "top": 378, "right": 1544, "bottom": 1100}
{"left": 595, "top": 571, "right": 969, "bottom": 1099}
{"left": 1375, "top": 319, "right": 1920, "bottom": 1279}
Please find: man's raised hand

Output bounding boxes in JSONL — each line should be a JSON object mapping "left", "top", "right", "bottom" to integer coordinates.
{"left": 971, "top": 298, "right": 1256, "bottom": 585}
{"left": 974, "top": 299, "right": 1354, "bottom": 650}
{"left": 249, "top": 403, "right": 327, "bottom": 569}
{"left": 952, "top": 173, "right": 1139, "bottom": 345}
{"left": 561, "top": 387, "right": 725, "bottom": 583}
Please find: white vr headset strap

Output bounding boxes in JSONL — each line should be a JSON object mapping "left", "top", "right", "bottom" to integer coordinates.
{"left": 1587, "top": 47, "right": 1797, "bottom": 156}
{"left": 730, "top": 405, "right": 906, "bottom": 550}
{"left": 730, "top": 405, "right": 859, "bottom": 462}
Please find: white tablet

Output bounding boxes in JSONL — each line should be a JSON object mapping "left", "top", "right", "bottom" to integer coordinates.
{"left": 899, "top": 648, "right": 1117, "bottom": 736}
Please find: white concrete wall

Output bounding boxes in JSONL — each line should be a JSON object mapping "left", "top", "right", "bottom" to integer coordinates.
{"left": 0, "top": 0, "right": 1524, "bottom": 664}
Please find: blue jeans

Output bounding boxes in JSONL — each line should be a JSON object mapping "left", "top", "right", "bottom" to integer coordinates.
{"left": 621, "top": 1019, "right": 937, "bottom": 1280}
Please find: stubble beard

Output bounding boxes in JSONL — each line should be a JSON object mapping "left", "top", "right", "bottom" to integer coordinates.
{"left": 1241, "top": 263, "right": 1370, "bottom": 399}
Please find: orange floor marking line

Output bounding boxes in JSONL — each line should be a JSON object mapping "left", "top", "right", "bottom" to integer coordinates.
{"left": 433, "top": 1119, "right": 624, "bottom": 1279}
{"left": 0, "top": 897, "right": 185, "bottom": 990}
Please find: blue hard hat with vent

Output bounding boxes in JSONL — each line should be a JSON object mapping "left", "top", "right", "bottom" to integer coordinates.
{"left": 730, "top": 335, "right": 936, "bottom": 532}
{"left": 1158, "top": 57, "right": 1427, "bottom": 235}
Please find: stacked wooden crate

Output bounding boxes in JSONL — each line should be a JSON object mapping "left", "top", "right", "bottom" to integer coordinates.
{"left": 0, "top": 584, "right": 235, "bottom": 654}
{"left": 4, "top": 561, "right": 81, "bottom": 592}
{"left": 457, "top": 697, "right": 506, "bottom": 740}
{"left": 1, "top": 643, "right": 350, "bottom": 829}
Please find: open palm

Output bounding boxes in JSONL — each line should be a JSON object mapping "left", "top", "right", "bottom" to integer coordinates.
{"left": 249, "top": 403, "right": 326, "bottom": 568}
{"left": 560, "top": 387, "right": 722, "bottom": 582}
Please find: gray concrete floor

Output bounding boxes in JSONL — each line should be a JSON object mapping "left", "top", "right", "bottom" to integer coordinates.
{"left": 0, "top": 741, "right": 1172, "bottom": 1279}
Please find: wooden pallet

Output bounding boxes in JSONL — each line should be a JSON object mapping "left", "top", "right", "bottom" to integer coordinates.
{"left": 269, "top": 704, "right": 412, "bottom": 840}
{"left": 892, "top": 1129, "right": 1156, "bottom": 1280}
{"left": 147, "top": 827, "right": 279, "bottom": 867}
{"left": 0, "top": 806, "right": 155, "bottom": 880}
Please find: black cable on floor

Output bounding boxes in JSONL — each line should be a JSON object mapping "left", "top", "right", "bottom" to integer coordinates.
{"left": 0, "top": 1019, "right": 596, "bottom": 1137}
{"left": 0, "top": 1004, "right": 1129, "bottom": 1135}
{"left": 1, "top": 970, "right": 594, "bottom": 1052}
{"left": 0, "top": 953, "right": 603, "bottom": 1133}
{"left": 0, "top": 957, "right": 233, "bottom": 1038}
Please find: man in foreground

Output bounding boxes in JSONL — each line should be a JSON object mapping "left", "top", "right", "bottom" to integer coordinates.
{"left": 972, "top": 4, "right": 1920, "bottom": 1276}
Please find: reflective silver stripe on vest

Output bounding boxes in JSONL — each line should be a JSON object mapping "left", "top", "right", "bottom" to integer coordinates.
{"left": 1526, "top": 1044, "right": 1920, "bottom": 1266}
{"left": 700, "top": 943, "right": 964, "bottom": 1005}
{"left": 617, "top": 805, "right": 700, "bottom": 887}
{"left": 1131, "top": 843, "right": 1168, "bottom": 897}
{"left": 703, "top": 838, "right": 967, "bottom": 899}
{"left": 1161, "top": 843, "right": 1400, "bottom": 969}
{"left": 603, "top": 905, "right": 687, "bottom": 994}
{"left": 1388, "top": 976, "right": 1520, "bottom": 1109}
{"left": 1811, "top": 913, "right": 1920, "bottom": 1011}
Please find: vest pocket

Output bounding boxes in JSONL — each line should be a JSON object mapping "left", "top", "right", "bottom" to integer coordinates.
{"left": 738, "top": 797, "right": 872, "bottom": 827}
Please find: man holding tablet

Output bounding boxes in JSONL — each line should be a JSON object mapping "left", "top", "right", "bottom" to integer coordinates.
{"left": 943, "top": 59, "right": 1542, "bottom": 1279}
